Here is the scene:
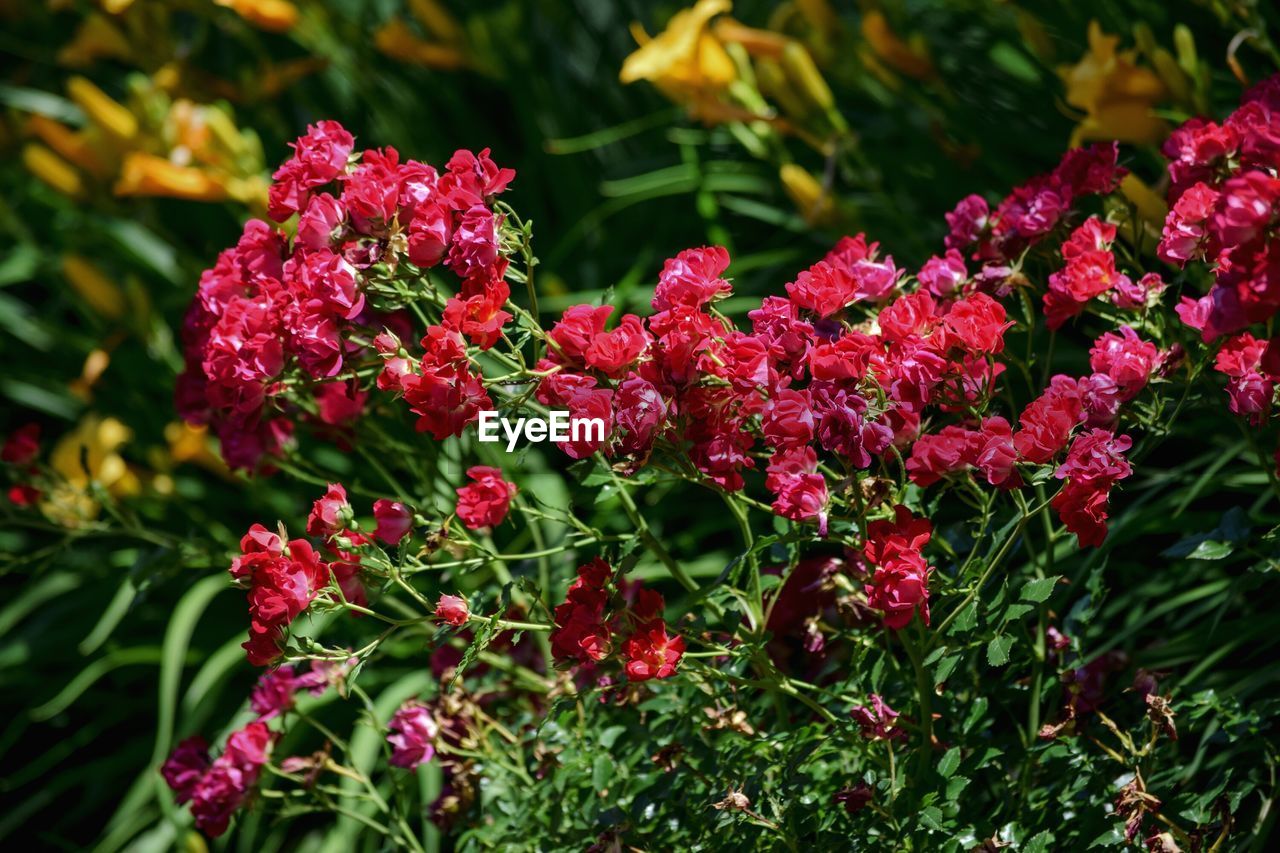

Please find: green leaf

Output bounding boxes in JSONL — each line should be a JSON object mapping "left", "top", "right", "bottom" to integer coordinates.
{"left": 592, "top": 754, "right": 613, "bottom": 792}
{"left": 933, "top": 654, "right": 960, "bottom": 687}
{"left": 986, "top": 635, "right": 1015, "bottom": 667}
{"left": 1001, "top": 603, "right": 1035, "bottom": 622}
{"left": 945, "top": 775, "right": 970, "bottom": 800}
{"left": 947, "top": 601, "right": 979, "bottom": 635}
{"left": 1024, "top": 830, "right": 1054, "bottom": 853}
{"left": 153, "top": 576, "right": 227, "bottom": 767}
{"left": 1020, "top": 576, "right": 1061, "bottom": 603}
{"left": 917, "top": 805, "right": 946, "bottom": 831}
{"left": 1186, "top": 539, "right": 1234, "bottom": 560}
{"left": 937, "top": 747, "right": 962, "bottom": 779}
{"left": 599, "top": 725, "right": 627, "bottom": 749}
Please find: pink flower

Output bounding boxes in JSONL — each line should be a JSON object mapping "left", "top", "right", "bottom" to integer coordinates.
{"left": 761, "top": 388, "right": 815, "bottom": 449}
{"left": 770, "top": 472, "right": 830, "bottom": 535}
{"left": 373, "top": 499, "right": 414, "bottom": 545}
{"left": 944, "top": 194, "right": 989, "bottom": 250}
{"left": 652, "top": 246, "right": 732, "bottom": 310}
{"left": 189, "top": 721, "right": 273, "bottom": 837}
{"left": 1157, "top": 182, "right": 1218, "bottom": 266}
{"left": 455, "top": 465, "right": 517, "bottom": 529}
{"left": 268, "top": 121, "right": 355, "bottom": 221}
{"left": 435, "top": 594, "right": 470, "bottom": 627}
{"left": 548, "top": 304, "right": 613, "bottom": 367}
{"left": 1051, "top": 429, "right": 1133, "bottom": 547}
{"left": 306, "top": 483, "right": 351, "bottom": 539}
{"left": 918, "top": 249, "right": 968, "bottom": 297}
{"left": 942, "top": 292, "right": 1012, "bottom": 354}
{"left": 863, "top": 506, "right": 933, "bottom": 629}
{"left": 787, "top": 260, "right": 854, "bottom": 318}
{"left": 1089, "top": 326, "right": 1160, "bottom": 400}
{"left": 249, "top": 665, "right": 299, "bottom": 720}
{"left": 387, "top": 701, "right": 439, "bottom": 769}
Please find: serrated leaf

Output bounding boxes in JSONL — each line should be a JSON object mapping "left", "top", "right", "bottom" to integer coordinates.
{"left": 1002, "top": 603, "right": 1035, "bottom": 622}
{"left": 1024, "top": 830, "right": 1054, "bottom": 853}
{"left": 986, "top": 635, "right": 1015, "bottom": 667}
{"left": 933, "top": 654, "right": 960, "bottom": 687}
{"left": 917, "top": 805, "right": 946, "bottom": 831}
{"left": 945, "top": 775, "right": 970, "bottom": 800}
{"left": 937, "top": 747, "right": 961, "bottom": 779}
{"left": 947, "top": 601, "right": 979, "bottom": 635}
{"left": 1020, "top": 576, "right": 1061, "bottom": 603}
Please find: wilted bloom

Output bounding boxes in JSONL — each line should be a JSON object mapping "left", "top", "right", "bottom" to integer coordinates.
{"left": 161, "top": 736, "right": 210, "bottom": 804}
{"left": 833, "top": 783, "right": 874, "bottom": 813}
{"left": 387, "top": 701, "right": 439, "bottom": 769}
{"left": 435, "top": 594, "right": 470, "bottom": 627}
{"left": 188, "top": 721, "right": 273, "bottom": 837}
{"left": 849, "top": 694, "right": 906, "bottom": 740}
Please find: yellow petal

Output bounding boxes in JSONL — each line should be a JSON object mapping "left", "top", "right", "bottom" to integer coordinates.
{"left": 62, "top": 255, "right": 128, "bottom": 319}
{"left": 67, "top": 76, "right": 137, "bottom": 142}
{"left": 620, "top": 0, "right": 733, "bottom": 86}
{"left": 23, "top": 143, "right": 84, "bottom": 197}
{"left": 222, "top": 0, "right": 299, "bottom": 33}
{"left": 1119, "top": 173, "right": 1169, "bottom": 227}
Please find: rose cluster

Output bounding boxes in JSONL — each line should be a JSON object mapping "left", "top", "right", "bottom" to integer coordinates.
{"left": 176, "top": 120, "right": 516, "bottom": 469}
{"left": 549, "top": 558, "right": 687, "bottom": 682}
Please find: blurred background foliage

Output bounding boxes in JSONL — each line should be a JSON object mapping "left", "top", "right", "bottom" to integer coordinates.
{"left": 2, "top": 0, "right": 1279, "bottom": 849}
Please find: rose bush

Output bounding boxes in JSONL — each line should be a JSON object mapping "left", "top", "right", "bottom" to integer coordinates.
{"left": 53, "top": 72, "right": 1271, "bottom": 848}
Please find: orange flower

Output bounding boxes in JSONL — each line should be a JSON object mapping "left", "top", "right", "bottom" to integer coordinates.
{"left": 114, "top": 152, "right": 232, "bottom": 202}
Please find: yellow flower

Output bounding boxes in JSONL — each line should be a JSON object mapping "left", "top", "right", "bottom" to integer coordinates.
{"left": 23, "top": 144, "right": 84, "bottom": 197}
{"left": 1059, "top": 21, "right": 1167, "bottom": 147}
{"left": 620, "top": 0, "right": 738, "bottom": 117}
{"left": 43, "top": 415, "right": 140, "bottom": 525}
{"left": 62, "top": 255, "right": 128, "bottom": 319}
{"left": 114, "top": 152, "right": 232, "bottom": 202}
{"left": 374, "top": 18, "right": 470, "bottom": 69}
{"left": 165, "top": 422, "right": 228, "bottom": 475}
{"left": 214, "top": 0, "right": 299, "bottom": 33}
